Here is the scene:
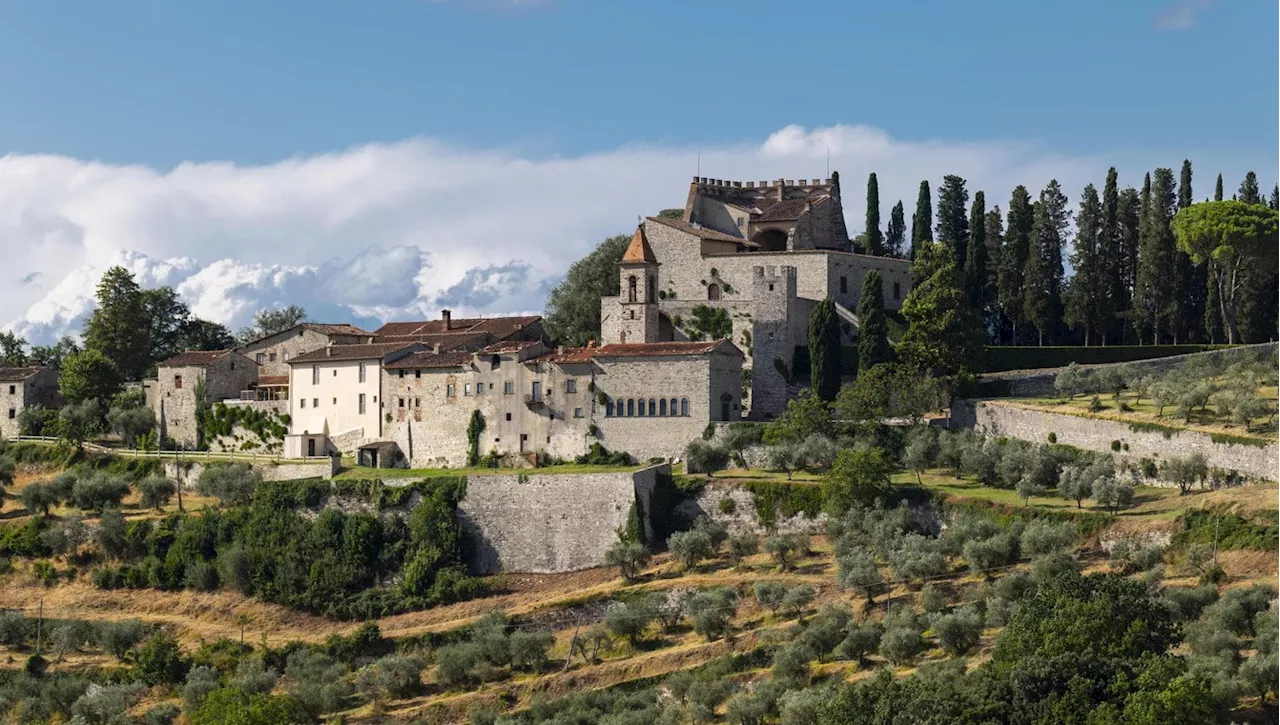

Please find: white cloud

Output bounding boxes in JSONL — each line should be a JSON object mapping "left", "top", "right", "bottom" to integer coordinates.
{"left": 1154, "top": 0, "right": 1215, "bottom": 31}
{"left": 0, "top": 124, "right": 1256, "bottom": 344}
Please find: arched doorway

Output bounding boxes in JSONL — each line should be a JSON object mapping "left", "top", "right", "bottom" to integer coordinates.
{"left": 752, "top": 228, "right": 788, "bottom": 252}
{"left": 707, "top": 283, "right": 721, "bottom": 300}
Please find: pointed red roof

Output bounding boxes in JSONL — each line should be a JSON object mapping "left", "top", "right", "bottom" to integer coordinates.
{"left": 621, "top": 225, "right": 657, "bottom": 264}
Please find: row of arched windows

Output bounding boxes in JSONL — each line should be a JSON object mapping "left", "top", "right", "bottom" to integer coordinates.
{"left": 605, "top": 397, "right": 689, "bottom": 418}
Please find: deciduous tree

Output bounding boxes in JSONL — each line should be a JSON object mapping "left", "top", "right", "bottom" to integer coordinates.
{"left": 543, "top": 234, "right": 631, "bottom": 346}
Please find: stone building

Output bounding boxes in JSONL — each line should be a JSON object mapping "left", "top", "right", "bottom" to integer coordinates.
{"left": 285, "top": 342, "right": 424, "bottom": 456}
{"left": 600, "top": 176, "right": 914, "bottom": 419}
{"left": 374, "top": 311, "right": 543, "bottom": 349}
{"left": 235, "top": 323, "right": 375, "bottom": 399}
{"left": 152, "top": 350, "right": 258, "bottom": 448}
{"left": 0, "top": 367, "right": 59, "bottom": 439}
{"left": 379, "top": 338, "right": 744, "bottom": 468}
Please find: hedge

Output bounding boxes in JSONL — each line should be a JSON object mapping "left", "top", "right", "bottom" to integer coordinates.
{"left": 981, "top": 345, "right": 1232, "bottom": 373}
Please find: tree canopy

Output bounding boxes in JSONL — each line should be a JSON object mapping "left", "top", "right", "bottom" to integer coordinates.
{"left": 543, "top": 234, "right": 631, "bottom": 346}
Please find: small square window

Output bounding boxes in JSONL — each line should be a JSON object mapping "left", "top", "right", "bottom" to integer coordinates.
{"left": 398, "top": 398, "right": 405, "bottom": 408}
{"left": 7, "top": 409, "right": 14, "bottom": 419}
{"left": 566, "top": 379, "right": 577, "bottom": 393}
{"left": 174, "top": 375, "right": 183, "bottom": 389}
{"left": 415, "top": 370, "right": 421, "bottom": 379}
{"left": 573, "top": 407, "right": 583, "bottom": 418}
{"left": 504, "top": 382, "right": 514, "bottom": 394}
{"left": 505, "top": 413, "right": 512, "bottom": 421}
{"left": 399, "top": 369, "right": 405, "bottom": 378}
{"left": 269, "top": 352, "right": 277, "bottom": 362}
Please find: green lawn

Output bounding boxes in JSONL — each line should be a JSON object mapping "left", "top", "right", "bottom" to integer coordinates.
{"left": 900, "top": 469, "right": 1187, "bottom": 520}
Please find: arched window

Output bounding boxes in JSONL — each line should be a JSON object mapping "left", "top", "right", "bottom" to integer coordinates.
{"left": 707, "top": 283, "right": 721, "bottom": 300}
{"left": 680, "top": 398, "right": 689, "bottom": 416}
{"left": 637, "top": 398, "right": 645, "bottom": 417}
{"left": 628, "top": 275, "right": 638, "bottom": 302}
{"left": 670, "top": 398, "right": 678, "bottom": 415}
{"left": 606, "top": 400, "right": 614, "bottom": 417}
{"left": 659, "top": 399, "right": 667, "bottom": 416}
{"left": 627, "top": 398, "right": 635, "bottom": 416}
{"left": 648, "top": 398, "right": 656, "bottom": 416}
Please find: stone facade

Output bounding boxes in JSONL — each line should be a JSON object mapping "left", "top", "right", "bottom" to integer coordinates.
{"left": 952, "top": 400, "right": 1279, "bottom": 482}
{"left": 381, "top": 340, "right": 744, "bottom": 468}
{"left": 682, "top": 177, "right": 850, "bottom": 251}
{"left": 235, "top": 323, "right": 375, "bottom": 397}
{"left": 0, "top": 367, "right": 59, "bottom": 439}
{"left": 153, "top": 351, "right": 258, "bottom": 449}
{"left": 458, "top": 464, "right": 665, "bottom": 574}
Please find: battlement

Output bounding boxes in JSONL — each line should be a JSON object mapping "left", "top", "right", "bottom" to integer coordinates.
{"left": 752, "top": 265, "right": 798, "bottom": 281}
{"left": 691, "top": 176, "right": 832, "bottom": 190}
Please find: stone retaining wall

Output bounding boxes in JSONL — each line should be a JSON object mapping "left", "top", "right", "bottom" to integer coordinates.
{"left": 457, "top": 464, "right": 665, "bottom": 574}
{"left": 163, "top": 456, "right": 338, "bottom": 486}
{"left": 951, "top": 400, "right": 1277, "bottom": 482}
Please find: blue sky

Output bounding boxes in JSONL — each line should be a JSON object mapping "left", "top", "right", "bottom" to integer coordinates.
{"left": 1, "top": 0, "right": 1275, "bottom": 167}
{"left": 0, "top": 0, "right": 1275, "bottom": 342}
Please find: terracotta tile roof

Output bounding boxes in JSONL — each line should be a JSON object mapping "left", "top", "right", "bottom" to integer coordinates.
{"left": 645, "top": 215, "right": 747, "bottom": 244}
{"left": 536, "top": 339, "right": 742, "bottom": 364}
{"left": 374, "top": 315, "right": 541, "bottom": 340}
{"left": 621, "top": 225, "right": 658, "bottom": 263}
{"left": 383, "top": 351, "right": 474, "bottom": 370}
{"left": 754, "top": 196, "right": 828, "bottom": 222}
{"left": 0, "top": 366, "right": 45, "bottom": 382}
{"left": 301, "top": 323, "right": 374, "bottom": 336}
{"left": 288, "top": 342, "right": 421, "bottom": 364}
{"left": 478, "top": 340, "right": 541, "bottom": 354}
{"left": 257, "top": 375, "right": 289, "bottom": 386}
{"left": 158, "top": 350, "right": 232, "bottom": 367}
{"left": 376, "top": 331, "right": 494, "bottom": 351}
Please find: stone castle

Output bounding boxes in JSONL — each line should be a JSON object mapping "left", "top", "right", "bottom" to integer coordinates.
{"left": 136, "top": 173, "right": 913, "bottom": 467}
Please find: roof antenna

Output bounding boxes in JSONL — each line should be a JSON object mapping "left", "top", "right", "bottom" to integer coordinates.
{"left": 826, "top": 146, "right": 830, "bottom": 177}
{"left": 696, "top": 146, "right": 701, "bottom": 178}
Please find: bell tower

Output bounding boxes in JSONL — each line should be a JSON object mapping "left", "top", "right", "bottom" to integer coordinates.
{"left": 616, "top": 224, "right": 660, "bottom": 344}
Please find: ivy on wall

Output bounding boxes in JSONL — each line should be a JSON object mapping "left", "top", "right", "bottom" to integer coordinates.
{"left": 200, "top": 403, "right": 290, "bottom": 446}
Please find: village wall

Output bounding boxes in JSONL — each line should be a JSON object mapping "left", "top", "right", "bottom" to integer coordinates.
{"left": 162, "top": 456, "right": 338, "bottom": 487}
{"left": 457, "top": 464, "right": 665, "bottom": 574}
{"left": 951, "top": 400, "right": 1278, "bottom": 482}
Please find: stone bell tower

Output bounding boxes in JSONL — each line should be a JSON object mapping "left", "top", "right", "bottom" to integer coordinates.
{"left": 615, "top": 224, "right": 660, "bottom": 344}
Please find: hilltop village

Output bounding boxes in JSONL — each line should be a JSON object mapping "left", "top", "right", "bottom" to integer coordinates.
{"left": 139, "top": 175, "right": 911, "bottom": 467}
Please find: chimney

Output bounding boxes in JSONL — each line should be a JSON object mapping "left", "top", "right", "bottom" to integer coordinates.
{"left": 441, "top": 309, "right": 452, "bottom": 330}
{"left": 433, "top": 343, "right": 442, "bottom": 354}
{"left": 326, "top": 345, "right": 333, "bottom": 357}
{"left": 587, "top": 339, "right": 596, "bottom": 348}
{"left": 557, "top": 345, "right": 565, "bottom": 355}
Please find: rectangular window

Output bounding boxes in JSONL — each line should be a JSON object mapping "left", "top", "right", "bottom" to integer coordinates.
{"left": 7, "top": 385, "right": 13, "bottom": 394}
{"left": 174, "top": 375, "right": 182, "bottom": 389}
{"left": 312, "top": 365, "right": 319, "bottom": 385}
{"left": 531, "top": 381, "right": 542, "bottom": 402}
{"left": 505, "top": 413, "right": 512, "bottom": 421}
{"left": 398, "top": 398, "right": 405, "bottom": 408}
{"left": 476, "top": 383, "right": 484, "bottom": 395}
{"left": 414, "top": 398, "right": 420, "bottom": 407}
{"left": 415, "top": 370, "right": 421, "bottom": 379}
{"left": 398, "top": 369, "right": 405, "bottom": 378}
{"left": 840, "top": 276, "right": 847, "bottom": 294}
{"left": 446, "top": 384, "right": 455, "bottom": 397}
{"left": 565, "top": 379, "right": 577, "bottom": 393}
{"left": 359, "top": 362, "right": 366, "bottom": 383}
{"left": 300, "top": 399, "right": 307, "bottom": 409}
{"left": 256, "top": 353, "right": 265, "bottom": 364}
{"left": 893, "top": 281, "right": 901, "bottom": 300}
{"left": 332, "top": 398, "right": 336, "bottom": 405}
{"left": 358, "top": 393, "right": 366, "bottom": 414}
{"left": 573, "top": 407, "right": 583, "bottom": 418}
{"left": 313, "top": 398, "right": 319, "bottom": 408}
{"left": 737, "top": 217, "right": 744, "bottom": 228}
{"left": 504, "top": 381, "right": 514, "bottom": 394}
{"left": 464, "top": 383, "right": 472, "bottom": 395}
{"left": 269, "top": 353, "right": 277, "bottom": 363}
{"left": 283, "top": 352, "right": 290, "bottom": 361}
{"left": 7, "top": 409, "right": 14, "bottom": 419}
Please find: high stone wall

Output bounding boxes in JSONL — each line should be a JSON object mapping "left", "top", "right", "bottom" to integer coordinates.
{"left": 951, "top": 400, "right": 1278, "bottom": 482}
{"left": 457, "top": 464, "right": 665, "bottom": 574}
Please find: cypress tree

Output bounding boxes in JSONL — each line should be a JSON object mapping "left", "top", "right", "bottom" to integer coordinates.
{"left": 1213, "top": 173, "right": 1224, "bottom": 201}
{"left": 1238, "top": 171, "right": 1261, "bottom": 205}
{"left": 936, "top": 175, "right": 970, "bottom": 268}
{"left": 1064, "top": 184, "right": 1106, "bottom": 346}
{"left": 865, "top": 173, "right": 884, "bottom": 256}
{"left": 983, "top": 206, "right": 1005, "bottom": 339}
{"left": 898, "top": 244, "right": 985, "bottom": 375}
{"left": 1178, "top": 160, "right": 1193, "bottom": 210}
{"left": 1133, "top": 170, "right": 1177, "bottom": 344}
{"left": 808, "top": 298, "right": 841, "bottom": 402}
{"left": 1099, "top": 168, "right": 1125, "bottom": 344}
{"left": 886, "top": 201, "right": 907, "bottom": 258}
{"left": 1204, "top": 281, "right": 1224, "bottom": 344}
{"left": 997, "top": 186, "right": 1034, "bottom": 344}
{"left": 856, "top": 270, "right": 891, "bottom": 372}
{"left": 1271, "top": 184, "right": 1279, "bottom": 210}
{"left": 963, "top": 190, "right": 987, "bottom": 311}
{"left": 1022, "top": 182, "right": 1070, "bottom": 346}
{"left": 911, "top": 180, "right": 933, "bottom": 262}
{"left": 1117, "top": 187, "right": 1142, "bottom": 341}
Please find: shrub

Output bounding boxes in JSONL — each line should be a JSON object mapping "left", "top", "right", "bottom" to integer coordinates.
{"left": 764, "top": 533, "right": 808, "bottom": 571}
{"left": 195, "top": 463, "right": 261, "bottom": 507}
{"left": 1020, "top": 519, "right": 1077, "bottom": 558}
{"left": 70, "top": 682, "right": 146, "bottom": 725}
{"left": 667, "top": 528, "right": 714, "bottom": 571}
{"left": 284, "top": 649, "right": 351, "bottom": 717}
{"left": 98, "top": 619, "right": 147, "bottom": 661}
{"left": 718, "top": 497, "right": 737, "bottom": 515}
{"left": 605, "top": 600, "right": 654, "bottom": 646}
{"left": 604, "top": 539, "right": 649, "bottom": 582}
{"left": 19, "top": 481, "right": 62, "bottom": 516}
{"left": 69, "top": 471, "right": 131, "bottom": 513}
{"left": 135, "top": 630, "right": 189, "bottom": 685}
{"left": 183, "top": 665, "right": 221, "bottom": 714}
